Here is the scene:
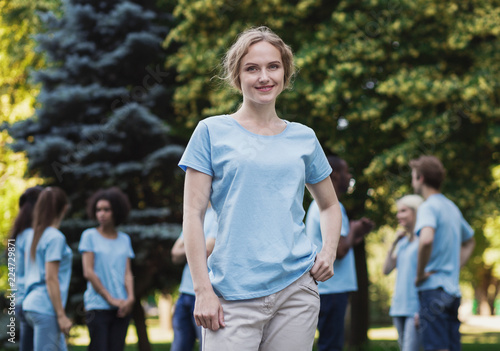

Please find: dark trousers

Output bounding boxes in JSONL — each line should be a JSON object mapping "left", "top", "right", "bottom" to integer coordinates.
{"left": 171, "top": 293, "right": 201, "bottom": 351}
{"left": 86, "top": 309, "right": 131, "bottom": 351}
{"left": 317, "top": 292, "right": 350, "bottom": 351}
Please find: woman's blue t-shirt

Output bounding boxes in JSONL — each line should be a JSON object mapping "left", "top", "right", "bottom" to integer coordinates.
{"left": 79, "top": 228, "right": 135, "bottom": 311}
{"left": 389, "top": 236, "right": 420, "bottom": 317}
{"left": 23, "top": 227, "right": 73, "bottom": 316}
{"left": 14, "top": 228, "right": 32, "bottom": 303}
{"left": 179, "top": 115, "right": 332, "bottom": 300}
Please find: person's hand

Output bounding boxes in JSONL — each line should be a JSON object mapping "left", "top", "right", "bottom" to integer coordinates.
{"left": 57, "top": 314, "right": 72, "bottom": 335}
{"left": 414, "top": 313, "right": 420, "bottom": 329}
{"left": 194, "top": 290, "right": 225, "bottom": 331}
{"left": 351, "top": 217, "right": 375, "bottom": 245}
{"left": 394, "top": 230, "right": 406, "bottom": 243}
{"left": 310, "top": 249, "right": 335, "bottom": 282}
{"left": 117, "top": 298, "right": 134, "bottom": 318}
{"left": 415, "top": 271, "right": 435, "bottom": 286}
{"left": 108, "top": 297, "right": 124, "bottom": 309}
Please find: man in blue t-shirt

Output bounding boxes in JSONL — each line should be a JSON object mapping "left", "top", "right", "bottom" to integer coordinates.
{"left": 410, "top": 155, "right": 475, "bottom": 351}
{"left": 171, "top": 206, "right": 218, "bottom": 351}
{"left": 306, "top": 155, "right": 373, "bottom": 351}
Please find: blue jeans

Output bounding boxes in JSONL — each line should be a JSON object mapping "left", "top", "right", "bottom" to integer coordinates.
{"left": 171, "top": 293, "right": 201, "bottom": 351}
{"left": 317, "top": 292, "right": 349, "bottom": 351}
{"left": 86, "top": 309, "right": 131, "bottom": 351}
{"left": 419, "top": 288, "right": 461, "bottom": 351}
{"left": 23, "top": 311, "right": 67, "bottom": 351}
{"left": 393, "top": 316, "right": 422, "bottom": 351}
{"left": 17, "top": 305, "right": 31, "bottom": 351}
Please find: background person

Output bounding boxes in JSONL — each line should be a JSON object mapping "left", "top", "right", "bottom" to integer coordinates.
{"left": 22, "top": 186, "right": 72, "bottom": 351}
{"left": 79, "top": 187, "right": 134, "bottom": 351}
{"left": 179, "top": 26, "right": 342, "bottom": 350}
{"left": 7, "top": 186, "right": 43, "bottom": 350}
{"left": 306, "top": 155, "right": 373, "bottom": 351}
{"left": 171, "top": 205, "right": 218, "bottom": 351}
{"left": 410, "top": 155, "right": 475, "bottom": 351}
{"left": 383, "top": 194, "right": 424, "bottom": 351}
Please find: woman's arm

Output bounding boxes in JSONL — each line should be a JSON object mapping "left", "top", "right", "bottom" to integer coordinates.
{"left": 82, "top": 251, "right": 122, "bottom": 308}
{"left": 306, "top": 177, "right": 342, "bottom": 282}
{"left": 382, "top": 230, "right": 405, "bottom": 275}
{"left": 184, "top": 168, "right": 225, "bottom": 331}
{"left": 171, "top": 236, "right": 187, "bottom": 265}
{"left": 46, "top": 261, "right": 72, "bottom": 335}
{"left": 117, "top": 258, "right": 135, "bottom": 317}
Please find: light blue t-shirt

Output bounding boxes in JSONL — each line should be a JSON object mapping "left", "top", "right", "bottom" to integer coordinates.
{"left": 389, "top": 236, "right": 420, "bottom": 317}
{"left": 14, "top": 228, "right": 32, "bottom": 303}
{"left": 179, "top": 206, "right": 218, "bottom": 296}
{"left": 79, "top": 228, "right": 135, "bottom": 311}
{"left": 306, "top": 200, "right": 357, "bottom": 294}
{"left": 179, "top": 115, "right": 332, "bottom": 300}
{"left": 23, "top": 227, "right": 73, "bottom": 316}
{"left": 414, "top": 194, "right": 474, "bottom": 296}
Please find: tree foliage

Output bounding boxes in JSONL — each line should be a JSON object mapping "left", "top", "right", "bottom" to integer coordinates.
{"left": 5, "top": 0, "right": 183, "bottom": 347}
{"left": 0, "top": 0, "right": 60, "bottom": 291}
{"left": 164, "top": 0, "right": 500, "bottom": 324}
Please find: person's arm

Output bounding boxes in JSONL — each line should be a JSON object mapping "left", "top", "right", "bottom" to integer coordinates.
{"left": 171, "top": 236, "right": 187, "bottom": 265}
{"left": 184, "top": 167, "right": 225, "bottom": 331}
{"left": 415, "top": 226, "right": 434, "bottom": 285}
{"left": 82, "top": 251, "right": 122, "bottom": 308}
{"left": 46, "top": 261, "right": 72, "bottom": 335}
{"left": 306, "top": 177, "right": 342, "bottom": 282}
{"left": 118, "top": 258, "right": 135, "bottom": 317}
{"left": 337, "top": 217, "right": 374, "bottom": 259}
{"left": 460, "top": 237, "right": 475, "bottom": 268}
{"left": 206, "top": 237, "right": 216, "bottom": 257}
{"left": 382, "top": 230, "right": 406, "bottom": 275}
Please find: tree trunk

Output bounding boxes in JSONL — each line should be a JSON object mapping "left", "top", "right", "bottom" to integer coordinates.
{"left": 158, "top": 292, "right": 174, "bottom": 338}
{"left": 133, "top": 300, "right": 151, "bottom": 351}
{"left": 348, "top": 241, "right": 369, "bottom": 351}
{"left": 474, "top": 265, "right": 499, "bottom": 315}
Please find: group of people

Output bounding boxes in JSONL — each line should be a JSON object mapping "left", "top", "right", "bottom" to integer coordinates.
{"left": 173, "top": 26, "right": 476, "bottom": 351}
{"left": 9, "top": 25, "right": 475, "bottom": 351}
{"left": 9, "top": 187, "right": 135, "bottom": 351}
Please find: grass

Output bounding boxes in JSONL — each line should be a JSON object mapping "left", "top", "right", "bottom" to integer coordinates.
{"left": 63, "top": 316, "right": 500, "bottom": 351}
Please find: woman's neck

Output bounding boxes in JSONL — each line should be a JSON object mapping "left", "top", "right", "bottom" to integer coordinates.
{"left": 236, "top": 100, "right": 279, "bottom": 123}
{"left": 98, "top": 224, "right": 117, "bottom": 238}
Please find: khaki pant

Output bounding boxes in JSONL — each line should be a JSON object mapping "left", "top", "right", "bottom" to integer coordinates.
{"left": 202, "top": 272, "right": 320, "bottom": 351}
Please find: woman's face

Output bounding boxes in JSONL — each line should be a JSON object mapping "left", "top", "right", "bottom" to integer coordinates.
{"left": 396, "top": 204, "right": 416, "bottom": 231}
{"left": 96, "top": 199, "right": 114, "bottom": 227}
{"left": 238, "top": 41, "right": 285, "bottom": 106}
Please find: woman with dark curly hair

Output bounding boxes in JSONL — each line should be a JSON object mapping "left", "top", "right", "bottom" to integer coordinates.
{"left": 78, "top": 187, "right": 135, "bottom": 351}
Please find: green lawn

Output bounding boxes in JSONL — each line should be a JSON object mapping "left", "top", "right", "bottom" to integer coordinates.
{"left": 65, "top": 327, "right": 500, "bottom": 351}
{"left": 62, "top": 316, "right": 500, "bottom": 351}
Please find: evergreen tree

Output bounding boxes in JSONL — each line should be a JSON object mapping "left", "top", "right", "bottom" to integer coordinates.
{"left": 7, "top": 0, "right": 183, "bottom": 348}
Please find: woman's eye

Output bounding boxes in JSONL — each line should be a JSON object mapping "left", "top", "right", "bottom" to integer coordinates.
{"left": 246, "top": 67, "right": 257, "bottom": 72}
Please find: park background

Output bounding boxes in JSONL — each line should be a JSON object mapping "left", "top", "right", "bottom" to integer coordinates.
{"left": 0, "top": 0, "right": 499, "bottom": 350}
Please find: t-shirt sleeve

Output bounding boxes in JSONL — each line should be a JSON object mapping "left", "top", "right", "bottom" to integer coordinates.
{"left": 78, "top": 230, "right": 93, "bottom": 253}
{"left": 178, "top": 121, "right": 213, "bottom": 176}
{"left": 125, "top": 234, "right": 135, "bottom": 259}
{"left": 45, "top": 234, "right": 66, "bottom": 262}
{"left": 414, "top": 203, "right": 437, "bottom": 236}
{"left": 339, "top": 203, "right": 350, "bottom": 237}
{"left": 305, "top": 135, "right": 332, "bottom": 184}
{"left": 460, "top": 218, "right": 474, "bottom": 242}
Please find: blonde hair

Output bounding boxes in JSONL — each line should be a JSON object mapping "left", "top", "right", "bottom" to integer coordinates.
{"left": 222, "top": 26, "right": 296, "bottom": 91}
{"left": 396, "top": 194, "right": 424, "bottom": 213}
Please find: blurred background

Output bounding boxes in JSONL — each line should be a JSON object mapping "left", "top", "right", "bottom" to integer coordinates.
{"left": 1, "top": 0, "right": 499, "bottom": 350}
